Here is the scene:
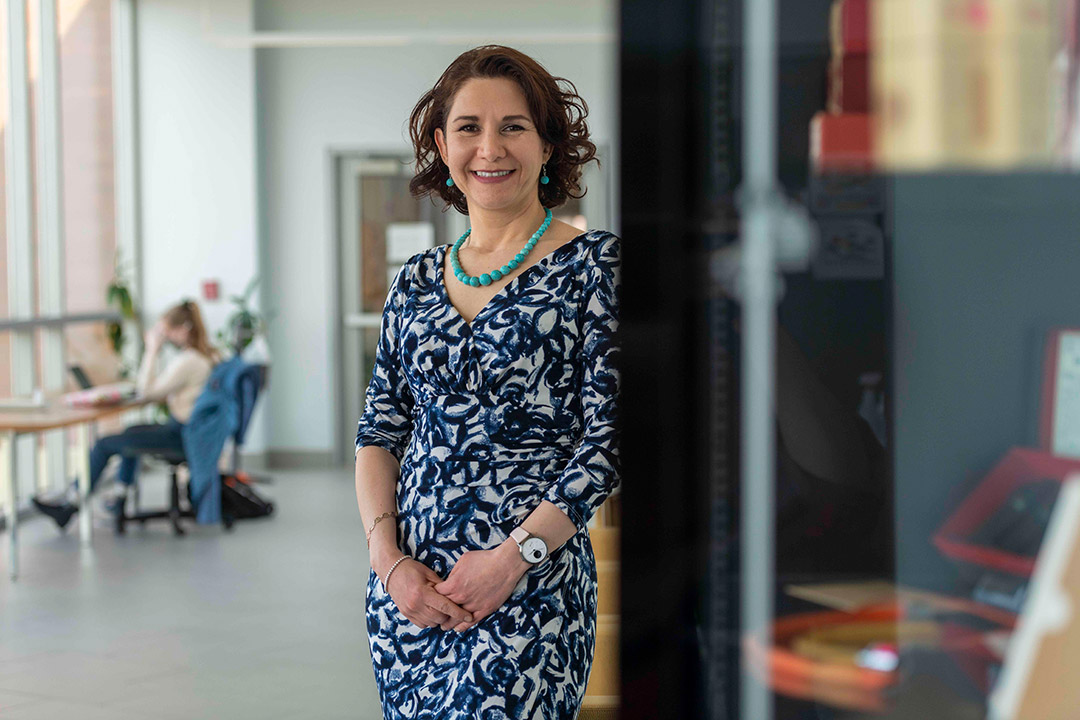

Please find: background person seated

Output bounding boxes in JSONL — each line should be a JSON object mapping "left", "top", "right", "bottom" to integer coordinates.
{"left": 33, "top": 300, "right": 218, "bottom": 529}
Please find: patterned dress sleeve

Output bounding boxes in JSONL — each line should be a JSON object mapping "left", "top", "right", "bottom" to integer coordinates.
{"left": 354, "top": 262, "right": 415, "bottom": 463}
{"left": 543, "top": 234, "right": 622, "bottom": 531}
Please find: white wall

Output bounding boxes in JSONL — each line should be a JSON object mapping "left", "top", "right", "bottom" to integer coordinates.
{"left": 136, "top": 0, "right": 266, "bottom": 453}
{"left": 256, "top": 4, "right": 617, "bottom": 458}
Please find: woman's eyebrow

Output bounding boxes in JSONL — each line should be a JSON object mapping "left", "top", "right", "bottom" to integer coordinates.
{"left": 451, "top": 114, "right": 532, "bottom": 124}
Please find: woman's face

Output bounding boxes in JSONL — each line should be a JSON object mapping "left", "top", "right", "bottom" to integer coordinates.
{"left": 434, "top": 77, "right": 550, "bottom": 216}
{"left": 163, "top": 322, "right": 191, "bottom": 348}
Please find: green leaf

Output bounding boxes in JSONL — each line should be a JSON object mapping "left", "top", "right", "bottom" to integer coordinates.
{"left": 107, "top": 322, "right": 123, "bottom": 354}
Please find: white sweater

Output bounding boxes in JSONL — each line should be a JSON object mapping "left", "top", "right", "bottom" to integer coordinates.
{"left": 136, "top": 347, "right": 214, "bottom": 424}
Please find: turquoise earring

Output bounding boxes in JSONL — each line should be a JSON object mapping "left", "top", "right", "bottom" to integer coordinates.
{"left": 446, "top": 176, "right": 455, "bottom": 187}
{"left": 540, "top": 164, "right": 550, "bottom": 185}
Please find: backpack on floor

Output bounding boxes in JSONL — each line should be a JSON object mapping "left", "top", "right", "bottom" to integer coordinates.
{"left": 221, "top": 473, "right": 275, "bottom": 519}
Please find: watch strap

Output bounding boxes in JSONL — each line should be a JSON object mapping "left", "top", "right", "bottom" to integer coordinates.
{"left": 509, "top": 527, "right": 530, "bottom": 545}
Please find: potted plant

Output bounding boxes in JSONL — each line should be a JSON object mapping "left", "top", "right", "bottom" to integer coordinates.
{"left": 105, "top": 252, "right": 143, "bottom": 379}
{"left": 217, "top": 276, "right": 269, "bottom": 357}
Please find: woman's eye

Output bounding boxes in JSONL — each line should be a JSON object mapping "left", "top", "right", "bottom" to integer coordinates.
{"left": 503, "top": 124, "right": 524, "bottom": 132}
{"left": 457, "top": 124, "right": 478, "bottom": 133}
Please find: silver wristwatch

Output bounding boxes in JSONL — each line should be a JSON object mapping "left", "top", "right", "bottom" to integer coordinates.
{"left": 510, "top": 527, "right": 549, "bottom": 565}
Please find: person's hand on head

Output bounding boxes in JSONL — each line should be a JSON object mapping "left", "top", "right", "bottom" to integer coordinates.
{"left": 384, "top": 557, "right": 473, "bottom": 631}
{"left": 145, "top": 319, "right": 167, "bottom": 350}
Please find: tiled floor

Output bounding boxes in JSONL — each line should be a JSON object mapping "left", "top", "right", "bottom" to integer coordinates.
{"left": 0, "top": 466, "right": 382, "bottom": 720}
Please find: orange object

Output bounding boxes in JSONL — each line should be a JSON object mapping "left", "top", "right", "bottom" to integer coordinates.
{"left": 750, "top": 602, "right": 1004, "bottom": 713}
{"left": 810, "top": 112, "right": 874, "bottom": 173}
{"left": 745, "top": 605, "right": 899, "bottom": 712}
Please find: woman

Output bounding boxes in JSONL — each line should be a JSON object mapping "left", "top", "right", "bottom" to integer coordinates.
{"left": 354, "top": 46, "right": 621, "bottom": 719}
{"left": 34, "top": 300, "right": 217, "bottom": 529}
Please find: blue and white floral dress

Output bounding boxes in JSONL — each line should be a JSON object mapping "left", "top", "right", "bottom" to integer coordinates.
{"left": 355, "top": 230, "right": 621, "bottom": 720}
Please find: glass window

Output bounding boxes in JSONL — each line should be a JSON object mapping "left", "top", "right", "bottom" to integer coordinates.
{"left": 59, "top": 0, "right": 116, "bottom": 316}
{"left": 64, "top": 319, "right": 121, "bottom": 387}
{"left": 0, "top": 0, "right": 7, "bottom": 324}
{"left": 0, "top": 1, "right": 9, "bottom": 397}
{"left": 60, "top": 0, "right": 117, "bottom": 384}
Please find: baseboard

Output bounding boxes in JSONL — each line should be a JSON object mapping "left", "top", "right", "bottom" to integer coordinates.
{"left": 238, "top": 451, "right": 269, "bottom": 471}
{"left": 264, "top": 450, "right": 335, "bottom": 470}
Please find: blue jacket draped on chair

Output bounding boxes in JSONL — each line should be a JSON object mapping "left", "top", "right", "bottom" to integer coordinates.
{"left": 182, "top": 357, "right": 262, "bottom": 524}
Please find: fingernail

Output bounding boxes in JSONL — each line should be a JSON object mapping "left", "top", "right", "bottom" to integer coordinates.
{"left": 465, "top": 615, "right": 473, "bottom": 622}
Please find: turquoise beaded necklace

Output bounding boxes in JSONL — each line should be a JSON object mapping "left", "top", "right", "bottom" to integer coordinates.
{"left": 450, "top": 209, "right": 553, "bottom": 287}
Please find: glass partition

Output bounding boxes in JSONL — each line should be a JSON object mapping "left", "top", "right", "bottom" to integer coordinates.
{"left": 754, "top": 1, "right": 1079, "bottom": 718}
{"left": 619, "top": 0, "right": 1080, "bottom": 717}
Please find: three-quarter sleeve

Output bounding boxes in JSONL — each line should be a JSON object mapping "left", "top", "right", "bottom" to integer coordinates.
{"left": 543, "top": 234, "right": 622, "bottom": 531}
{"left": 355, "top": 262, "right": 416, "bottom": 463}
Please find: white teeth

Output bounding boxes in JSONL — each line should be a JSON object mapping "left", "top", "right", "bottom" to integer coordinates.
{"left": 474, "top": 170, "right": 512, "bottom": 177}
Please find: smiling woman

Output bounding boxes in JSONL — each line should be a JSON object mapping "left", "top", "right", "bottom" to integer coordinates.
{"left": 408, "top": 45, "right": 596, "bottom": 215}
{"left": 354, "top": 45, "right": 621, "bottom": 720}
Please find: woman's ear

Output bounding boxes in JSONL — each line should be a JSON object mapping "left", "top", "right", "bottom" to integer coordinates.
{"left": 434, "top": 128, "right": 449, "bottom": 165}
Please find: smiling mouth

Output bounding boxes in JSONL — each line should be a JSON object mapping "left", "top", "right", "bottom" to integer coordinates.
{"left": 472, "top": 169, "right": 514, "bottom": 178}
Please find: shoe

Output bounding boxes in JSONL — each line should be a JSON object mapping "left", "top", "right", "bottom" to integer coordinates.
{"left": 32, "top": 497, "right": 78, "bottom": 531}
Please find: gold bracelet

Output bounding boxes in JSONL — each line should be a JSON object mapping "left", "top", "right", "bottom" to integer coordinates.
{"left": 366, "top": 510, "right": 398, "bottom": 546}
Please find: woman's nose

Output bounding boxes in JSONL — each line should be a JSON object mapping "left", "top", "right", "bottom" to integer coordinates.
{"left": 477, "top": 129, "right": 505, "bottom": 161}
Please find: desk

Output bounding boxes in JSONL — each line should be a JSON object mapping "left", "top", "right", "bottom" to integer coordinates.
{"left": 0, "top": 398, "right": 151, "bottom": 579}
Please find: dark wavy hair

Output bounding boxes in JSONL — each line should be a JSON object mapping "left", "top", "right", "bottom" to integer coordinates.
{"left": 408, "top": 45, "right": 598, "bottom": 215}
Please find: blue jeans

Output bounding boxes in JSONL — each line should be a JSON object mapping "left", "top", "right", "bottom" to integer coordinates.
{"left": 89, "top": 420, "right": 185, "bottom": 493}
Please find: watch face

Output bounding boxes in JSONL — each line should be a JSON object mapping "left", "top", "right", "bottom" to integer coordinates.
{"left": 521, "top": 537, "right": 548, "bottom": 564}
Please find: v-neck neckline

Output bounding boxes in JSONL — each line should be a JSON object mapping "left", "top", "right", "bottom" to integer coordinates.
{"left": 437, "top": 231, "right": 590, "bottom": 331}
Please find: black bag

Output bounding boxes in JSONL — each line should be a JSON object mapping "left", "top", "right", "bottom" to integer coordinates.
{"left": 221, "top": 474, "right": 275, "bottom": 519}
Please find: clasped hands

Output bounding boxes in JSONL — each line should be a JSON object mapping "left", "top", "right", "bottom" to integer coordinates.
{"left": 384, "top": 542, "right": 530, "bottom": 633}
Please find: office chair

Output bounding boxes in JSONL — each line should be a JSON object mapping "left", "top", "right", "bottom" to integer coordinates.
{"left": 116, "top": 362, "right": 267, "bottom": 536}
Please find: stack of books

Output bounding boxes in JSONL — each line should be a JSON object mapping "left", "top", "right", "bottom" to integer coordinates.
{"left": 812, "top": 0, "right": 873, "bottom": 172}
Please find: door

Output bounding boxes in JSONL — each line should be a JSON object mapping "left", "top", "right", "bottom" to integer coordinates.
{"left": 335, "top": 154, "right": 462, "bottom": 459}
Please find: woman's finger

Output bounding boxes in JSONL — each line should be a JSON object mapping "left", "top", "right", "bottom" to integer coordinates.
{"left": 420, "top": 565, "right": 446, "bottom": 584}
{"left": 439, "top": 590, "right": 467, "bottom": 604}
{"left": 414, "top": 610, "right": 449, "bottom": 629}
{"left": 425, "top": 590, "right": 472, "bottom": 627}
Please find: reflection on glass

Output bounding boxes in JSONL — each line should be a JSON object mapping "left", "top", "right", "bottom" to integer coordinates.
{"left": 810, "top": 0, "right": 1078, "bottom": 173}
